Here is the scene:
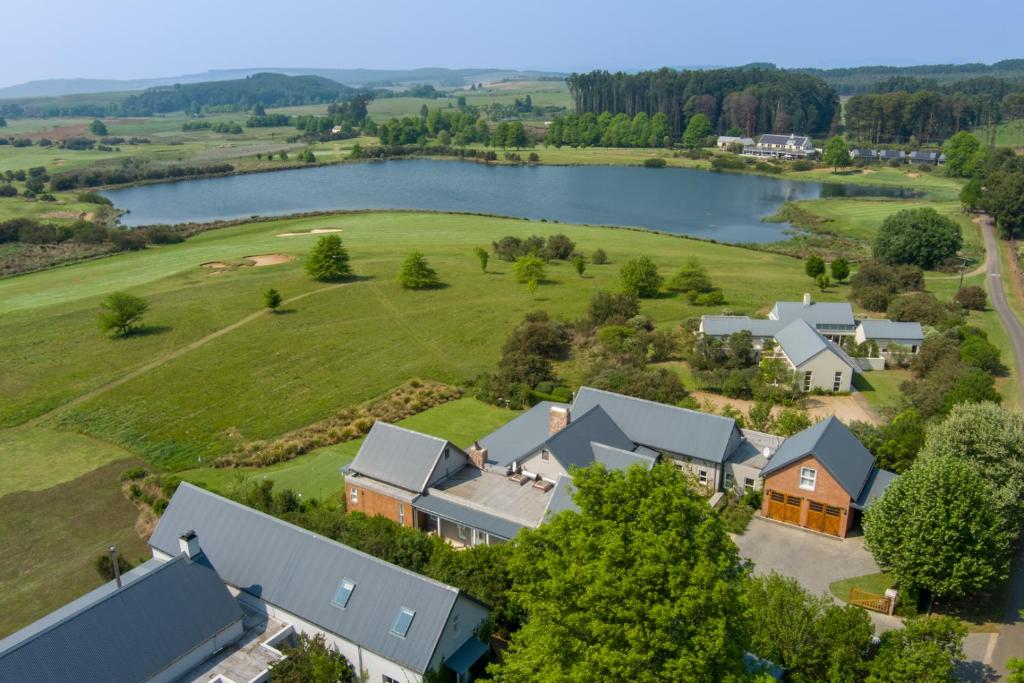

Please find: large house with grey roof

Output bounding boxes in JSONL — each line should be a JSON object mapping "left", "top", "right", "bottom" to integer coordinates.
{"left": 3, "top": 484, "right": 491, "bottom": 683}
{"left": 742, "top": 133, "right": 816, "bottom": 159}
{"left": 700, "top": 293, "right": 925, "bottom": 377}
{"left": 344, "top": 386, "right": 894, "bottom": 542}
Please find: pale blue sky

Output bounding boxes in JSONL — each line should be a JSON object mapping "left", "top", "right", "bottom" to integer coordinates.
{"left": 2, "top": 0, "right": 1021, "bottom": 87}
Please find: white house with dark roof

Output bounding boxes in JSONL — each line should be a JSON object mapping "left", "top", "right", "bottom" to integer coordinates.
{"left": 854, "top": 320, "right": 924, "bottom": 355}
{"left": 742, "top": 133, "right": 816, "bottom": 159}
{"left": 767, "top": 319, "right": 860, "bottom": 392}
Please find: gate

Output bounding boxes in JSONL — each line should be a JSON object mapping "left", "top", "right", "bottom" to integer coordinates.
{"left": 848, "top": 587, "right": 893, "bottom": 614}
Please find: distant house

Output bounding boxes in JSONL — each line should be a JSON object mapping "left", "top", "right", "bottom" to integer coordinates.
{"left": 908, "top": 150, "right": 941, "bottom": 165}
{"left": 760, "top": 417, "right": 896, "bottom": 537}
{"left": 717, "top": 135, "right": 755, "bottom": 148}
{"left": 849, "top": 148, "right": 878, "bottom": 162}
{"left": 743, "top": 134, "right": 816, "bottom": 159}
{"left": 767, "top": 319, "right": 860, "bottom": 392}
{"left": 854, "top": 319, "right": 924, "bottom": 355}
{"left": 878, "top": 149, "right": 906, "bottom": 163}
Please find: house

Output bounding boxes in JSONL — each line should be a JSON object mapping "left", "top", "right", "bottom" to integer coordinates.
{"left": 742, "top": 134, "right": 816, "bottom": 159}
{"left": 854, "top": 320, "right": 924, "bottom": 356}
{"left": 878, "top": 149, "right": 906, "bottom": 163}
{"left": 760, "top": 417, "right": 896, "bottom": 537}
{"left": 0, "top": 551, "right": 245, "bottom": 682}
{"left": 767, "top": 319, "right": 859, "bottom": 392}
{"left": 151, "top": 483, "right": 491, "bottom": 683}
{"left": 717, "top": 135, "right": 755, "bottom": 148}
{"left": 849, "top": 148, "right": 878, "bottom": 162}
{"left": 908, "top": 150, "right": 941, "bottom": 165}
{"left": 769, "top": 293, "right": 857, "bottom": 339}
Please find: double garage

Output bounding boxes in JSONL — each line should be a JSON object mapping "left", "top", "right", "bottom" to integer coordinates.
{"left": 765, "top": 490, "right": 844, "bottom": 537}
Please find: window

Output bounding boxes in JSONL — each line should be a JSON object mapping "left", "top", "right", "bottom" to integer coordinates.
{"left": 452, "top": 613, "right": 460, "bottom": 634}
{"left": 390, "top": 607, "right": 416, "bottom": 638}
{"left": 698, "top": 469, "right": 709, "bottom": 485}
{"left": 744, "top": 477, "right": 755, "bottom": 491}
{"left": 723, "top": 472, "right": 733, "bottom": 489}
{"left": 383, "top": 676, "right": 400, "bottom": 683}
{"left": 802, "top": 371, "right": 813, "bottom": 391}
{"left": 398, "top": 503, "right": 405, "bottom": 526}
{"left": 443, "top": 446, "right": 449, "bottom": 460}
{"left": 541, "top": 450, "right": 550, "bottom": 461}
{"left": 349, "top": 486, "right": 358, "bottom": 504}
{"left": 799, "top": 467, "right": 816, "bottom": 491}
{"left": 832, "top": 371, "right": 843, "bottom": 392}
{"left": 331, "top": 579, "right": 356, "bottom": 609}
{"left": 457, "top": 525, "right": 468, "bottom": 541}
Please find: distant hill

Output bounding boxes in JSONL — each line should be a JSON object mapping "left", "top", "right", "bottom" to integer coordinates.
{"left": 793, "top": 59, "right": 1024, "bottom": 95}
{"left": 0, "top": 67, "right": 565, "bottom": 100}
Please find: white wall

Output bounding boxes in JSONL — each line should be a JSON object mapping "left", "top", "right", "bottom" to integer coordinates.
{"left": 519, "top": 449, "right": 568, "bottom": 482}
{"left": 795, "top": 350, "right": 853, "bottom": 392}
{"left": 427, "top": 595, "right": 491, "bottom": 673}
{"left": 427, "top": 445, "right": 469, "bottom": 488}
{"left": 724, "top": 462, "right": 764, "bottom": 496}
{"left": 664, "top": 454, "right": 719, "bottom": 490}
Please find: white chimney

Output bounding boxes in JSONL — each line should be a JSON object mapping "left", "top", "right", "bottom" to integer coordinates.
{"left": 179, "top": 530, "right": 201, "bottom": 559}
{"left": 802, "top": 292, "right": 812, "bottom": 306}
{"left": 762, "top": 446, "right": 772, "bottom": 460}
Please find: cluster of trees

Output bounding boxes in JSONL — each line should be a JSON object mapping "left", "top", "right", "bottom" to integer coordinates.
{"left": 544, "top": 111, "right": 672, "bottom": 148}
{"left": 491, "top": 233, "right": 580, "bottom": 262}
{"left": 119, "top": 73, "right": 355, "bottom": 115}
{"left": 872, "top": 208, "right": 963, "bottom": 269}
{"left": 799, "top": 58, "right": 1024, "bottom": 95}
{"left": 567, "top": 67, "right": 838, "bottom": 138}
{"left": 50, "top": 161, "right": 234, "bottom": 190}
{"left": 953, "top": 133, "right": 1024, "bottom": 238}
{"left": 0, "top": 165, "right": 50, "bottom": 197}
{"left": 476, "top": 311, "right": 573, "bottom": 409}
{"left": 665, "top": 257, "right": 724, "bottom": 305}
{"left": 0, "top": 217, "right": 160, "bottom": 252}
{"left": 376, "top": 111, "right": 529, "bottom": 148}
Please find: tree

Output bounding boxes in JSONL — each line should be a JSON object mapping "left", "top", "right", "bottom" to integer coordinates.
{"left": 682, "top": 113, "right": 712, "bottom": 149}
{"left": 99, "top": 292, "right": 149, "bottom": 337}
{"left": 943, "top": 131, "right": 981, "bottom": 178}
{"left": 488, "top": 463, "right": 751, "bottom": 681}
{"left": 570, "top": 253, "right": 586, "bottom": 277}
{"left": 305, "top": 235, "right": 351, "bottom": 281}
{"left": 512, "top": 254, "right": 545, "bottom": 285}
{"left": 473, "top": 246, "right": 489, "bottom": 273}
{"left": 591, "top": 248, "right": 608, "bottom": 265}
{"left": 873, "top": 208, "right": 963, "bottom": 269}
{"left": 864, "top": 455, "right": 1011, "bottom": 599}
{"left": 588, "top": 291, "right": 640, "bottom": 326}
{"left": 89, "top": 119, "right": 108, "bottom": 136}
{"left": 815, "top": 273, "right": 830, "bottom": 291}
{"left": 619, "top": 256, "right": 663, "bottom": 298}
{"left": 823, "top": 136, "right": 851, "bottom": 173}
{"left": 397, "top": 251, "right": 441, "bottom": 289}
{"left": 867, "top": 616, "right": 966, "bottom": 683}
{"left": 953, "top": 285, "right": 986, "bottom": 310}
{"left": 775, "top": 409, "right": 812, "bottom": 436}
{"left": 667, "top": 257, "right": 712, "bottom": 294}
{"left": 269, "top": 633, "right": 355, "bottom": 682}
{"left": 804, "top": 255, "right": 825, "bottom": 278}
{"left": 264, "top": 288, "right": 282, "bottom": 311}
{"left": 830, "top": 257, "right": 850, "bottom": 282}
{"left": 920, "top": 402, "right": 1024, "bottom": 526}
{"left": 747, "top": 573, "right": 872, "bottom": 683}
{"left": 545, "top": 234, "right": 576, "bottom": 260}
{"left": 982, "top": 169, "right": 1024, "bottom": 239}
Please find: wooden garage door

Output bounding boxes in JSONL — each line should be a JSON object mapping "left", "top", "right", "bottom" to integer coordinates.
{"left": 767, "top": 491, "right": 786, "bottom": 521}
{"left": 823, "top": 505, "right": 842, "bottom": 536}
{"left": 784, "top": 495, "right": 802, "bottom": 524}
{"left": 806, "top": 501, "right": 842, "bottom": 536}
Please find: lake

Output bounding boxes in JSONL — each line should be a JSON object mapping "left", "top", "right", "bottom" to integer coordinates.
{"left": 104, "top": 159, "right": 913, "bottom": 243}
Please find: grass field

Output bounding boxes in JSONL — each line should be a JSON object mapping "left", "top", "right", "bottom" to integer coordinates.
{"left": 366, "top": 80, "right": 570, "bottom": 121}
{"left": 973, "top": 119, "right": 1024, "bottom": 148}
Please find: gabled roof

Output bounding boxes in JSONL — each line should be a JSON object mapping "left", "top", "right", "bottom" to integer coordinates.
{"left": 775, "top": 319, "right": 857, "bottom": 370}
{"left": 770, "top": 299, "right": 855, "bottom": 327}
{"left": 543, "top": 475, "right": 579, "bottom": 517}
{"left": 151, "top": 484, "right": 475, "bottom": 675}
{"left": 853, "top": 468, "right": 898, "bottom": 510}
{"left": 850, "top": 148, "right": 877, "bottom": 158}
{"left": 572, "top": 386, "right": 743, "bottom": 463}
{"left": 760, "top": 417, "right": 875, "bottom": 499}
{"left": 591, "top": 443, "right": 657, "bottom": 471}
{"left": 759, "top": 133, "right": 813, "bottom": 148}
{"left": 477, "top": 401, "right": 566, "bottom": 467}
{"left": 540, "top": 405, "right": 634, "bottom": 470}
{"left": 700, "top": 315, "right": 786, "bottom": 338}
{"left": 349, "top": 422, "right": 457, "bottom": 493}
{"left": 857, "top": 319, "right": 924, "bottom": 342}
{"left": 0, "top": 554, "right": 242, "bottom": 682}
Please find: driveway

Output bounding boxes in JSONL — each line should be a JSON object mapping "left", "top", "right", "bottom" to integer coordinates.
{"left": 978, "top": 214, "right": 1024, "bottom": 407}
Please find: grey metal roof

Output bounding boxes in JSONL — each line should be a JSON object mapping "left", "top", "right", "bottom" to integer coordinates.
{"left": 700, "top": 316, "right": 786, "bottom": 338}
{"left": 851, "top": 149, "right": 877, "bottom": 158}
{"left": 759, "top": 134, "right": 813, "bottom": 148}
{"left": 591, "top": 443, "right": 657, "bottom": 471}
{"left": 412, "top": 493, "right": 525, "bottom": 540}
{"left": 853, "top": 468, "right": 899, "bottom": 510}
{"left": 857, "top": 319, "right": 924, "bottom": 342}
{"left": 541, "top": 405, "right": 634, "bottom": 470}
{"left": 770, "top": 299, "right": 855, "bottom": 327}
{"left": 349, "top": 422, "right": 455, "bottom": 493}
{"left": 728, "top": 430, "right": 785, "bottom": 469}
{"left": 760, "top": 417, "right": 875, "bottom": 499}
{"left": 571, "top": 387, "right": 742, "bottom": 463}
{"left": 0, "top": 554, "right": 242, "bottom": 682}
{"left": 151, "top": 483, "right": 472, "bottom": 674}
{"left": 477, "top": 401, "right": 566, "bottom": 467}
{"left": 543, "top": 476, "right": 579, "bottom": 517}
{"left": 774, "top": 319, "right": 830, "bottom": 366}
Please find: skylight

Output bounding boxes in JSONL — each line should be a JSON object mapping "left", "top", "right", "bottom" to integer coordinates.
{"left": 390, "top": 607, "right": 415, "bottom": 637}
{"left": 331, "top": 579, "right": 356, "bottom": 609}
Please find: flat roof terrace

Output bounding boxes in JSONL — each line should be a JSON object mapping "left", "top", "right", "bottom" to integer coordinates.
{"left": 432, "top": 467, "right": 552, "bottom": 527}
{"left": 184, "top": 601, "right": 288, "bottom": 683}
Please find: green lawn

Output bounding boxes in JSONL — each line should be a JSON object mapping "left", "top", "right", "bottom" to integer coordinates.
{"left": 829, "top": 572, "right": 896, "bottom": 602}
{"left": 852, "top": 370, "right": 910, "bottom": 413}
{"left": 178, "top": 397, "right": 519, "bottom": 500}
{"left": 0, "top": 426, "right": 136, "bottom": 497}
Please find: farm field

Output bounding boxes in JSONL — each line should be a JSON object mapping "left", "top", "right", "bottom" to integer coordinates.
{"left": 366, "top": 80, "right": 570, "bottom": 121}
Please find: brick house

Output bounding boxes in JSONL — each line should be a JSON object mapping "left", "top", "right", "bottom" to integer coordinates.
{"left": 759, "top": 417, "right": 896, "bottom": 538}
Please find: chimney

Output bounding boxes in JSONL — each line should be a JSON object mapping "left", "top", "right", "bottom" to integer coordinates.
{"left": 109, "top": 545, "right": 122, "bottom": 588}
{"left": 763, "top": 446, "right": 772, "bottom": 460}
{"left": 802, "top": 292, "right": 812, "bottom": 306}
{"left": 548, "top": 406, "right": 570, "bottom": 435}
{"left": 467, "top": 441, "right": 488, "bottom": 470}
{"left": 179, "top": 530, "right": 201, "bottom": 559}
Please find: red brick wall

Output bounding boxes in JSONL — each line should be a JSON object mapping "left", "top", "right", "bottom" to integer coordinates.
{"left": 761, "top": 455, "right": 853, "bottom": 537}
{"left": 344, "top": 479, "right": 412, "bottom": 528}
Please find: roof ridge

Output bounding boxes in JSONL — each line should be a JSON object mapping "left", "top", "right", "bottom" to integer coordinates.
{"left": 171, "top": 483, "right": 461, "bottom": 595}
{"left": 0, "top": 555, "right": 187, "bottom": 659}
{"left": 372, "top": 421, "right": 450, "bottom": 446}
{"left": 575, "top": 386, "right": 736, "bottom": 425}
{"left": 590, "top": 441, "right": 656, "bottom": 462}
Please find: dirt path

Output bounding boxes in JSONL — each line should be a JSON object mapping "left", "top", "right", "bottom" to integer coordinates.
{"left": 691, "top": 390, "right": 882, "bottom": 426}
{"left": 24, "top": 282, "right": 354, "bottom": 427}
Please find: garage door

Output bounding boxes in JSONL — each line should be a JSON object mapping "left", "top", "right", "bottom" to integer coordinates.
{"left": 805, "top": 501, "right": 842, "bottom": 536}
{"left": 767, "top": 491, "right": 802, "bottom": 524}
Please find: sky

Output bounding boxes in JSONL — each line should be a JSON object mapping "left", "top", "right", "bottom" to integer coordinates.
{"left": 2, "top": 0, "right": 1022, "bottom": 87}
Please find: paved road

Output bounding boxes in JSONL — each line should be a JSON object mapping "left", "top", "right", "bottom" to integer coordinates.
{"left": 979, "top": 214, "right": 1024, "bottom": 407}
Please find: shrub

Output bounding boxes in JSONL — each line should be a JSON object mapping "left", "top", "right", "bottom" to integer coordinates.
{"left": 588, "top": 291, "right": 640, "bottom": 326}
{"left": 144, "top": 227, "right": 185, "bottom": 244}
{"left": 119, "top": 466, "right": 148, "bottom": 481}
{"left": 110, "top": 230, "right": 147, "bottom": 251}
{"left": 77, "top": 191, "right": 113, "bottom": 205}
{"left": 591, "top": 248, "right": 608, "bottom": 264}
{"left": 666, "top": 257, "right": 712, "bottom": 294}
{"left": 492, "top": 235, "right": 545, "bottom": 261}
{"left": 954, "top": 286, "right": 987, "bottom": 311}
{"left": 619, "top": 256, "right": 663, "bottom": 298}
{"left": 94, "top": 552, "right": 135, "bottom": 582}
{"left": 544, "top": 234, "right": 575, "bottom": 260}
{"left": 887, "top": 292, "right": 951, "bottom": 326}
{"left": 790, "top": 160, "right": 815, "bottom": 171}
{"left": 643, "top": 157, "right": 666, "bottom": 168}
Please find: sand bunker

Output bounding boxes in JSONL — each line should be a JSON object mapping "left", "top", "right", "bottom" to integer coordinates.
{"left": 201, "top": 253, "right": 294, "bottom": 271}
{"left": 277, "top": 228, "right": 344, "bottom": 237}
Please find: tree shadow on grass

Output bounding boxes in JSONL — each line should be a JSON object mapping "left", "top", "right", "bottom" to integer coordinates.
{"left": 402, "top": 282, "right": 451, "bottom": 291}
{"left": 269, "top": 309, "right": 299, "bottom": 315}
{"left": 124, "top": 325, "right": 172, "bottom": 338}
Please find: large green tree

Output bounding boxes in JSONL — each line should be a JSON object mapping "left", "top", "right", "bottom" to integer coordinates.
{"left": 982, "top": 168, "right": 1024, "bottom": 238}
{"left": 512, "top": 254, "right": 546, "bottom": 284}
{"left": 682, "top": 113, "right": 713, "bottom": 148}
{"left": 99, "top": 292, "right": 149, "bottom": 337}
{"left": 920, "top": 401, "right": 1024, "bottom": 526}
{"left": 666, "top": 257, "right": 712, "bottom": 294}
{"left": 943, "top": 131, "right": 981, "bottom": 178}
{"left": 864, "top": 455, "right": 1011, "bottom": 598}
{"left": 823, "top": 136, "right": 851, "bottom": 172}
{"left": 305, "top": 234, "right": 352, "bottom": 281}
{"left": 397, "top": 251, "right": 441, "bottom": 289}
{"left": 872, "top": 207, "right": 963, "bottom": 269}
{"left": 867, "top": 616, "right": 966, "bottom": 683}
{"left": 488, "top": 463, "right": 751, "bottom": 682}
{"left": 619, "top": 256, "right": 663, "bottom": 298}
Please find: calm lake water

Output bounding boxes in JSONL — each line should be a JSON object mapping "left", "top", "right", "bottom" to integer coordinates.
{"left": 104, "top": 160, "right": 912, "bottom": 243}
